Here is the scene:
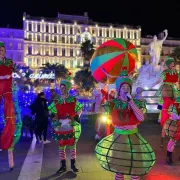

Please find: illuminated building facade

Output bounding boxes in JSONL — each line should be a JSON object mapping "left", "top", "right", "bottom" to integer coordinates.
{"left": 23, "top": 12, "right": 141, "bottom": 75}
{"left": 0, "top": 28, "right": 24, "bottom": 65}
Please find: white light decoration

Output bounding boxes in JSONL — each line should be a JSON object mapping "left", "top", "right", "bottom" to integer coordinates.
{"left": 12, "top": 71, "right": 55, "bottom": 79}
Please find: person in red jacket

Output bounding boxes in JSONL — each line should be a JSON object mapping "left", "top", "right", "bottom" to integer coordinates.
{"left": 0, "top": 42, "right": 16, "bottom": 151}
{"left": 95, "top": 86, "right": 115, "bottom": 141}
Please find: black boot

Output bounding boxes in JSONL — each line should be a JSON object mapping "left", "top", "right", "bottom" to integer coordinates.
{"left": 56, "top": 160, "right": 67, "bottom": 173}
{"left": 166, "top": 151, "right": 173, "bottom": 165}
{"left": 71, "top": 159, "right": 79, "bottom": 172}
{"left": 160, "top": 137, "right": 164, "bottom": 148}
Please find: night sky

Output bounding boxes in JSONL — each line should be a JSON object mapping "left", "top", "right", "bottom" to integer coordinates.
{"left": 1, "top": 0, "right": 180, "bottom": 38}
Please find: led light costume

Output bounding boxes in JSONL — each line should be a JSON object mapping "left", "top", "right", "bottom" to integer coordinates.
{"left": 48, "top": 74, "right": 83, "bottom": 173}
{"left": 0, "top": 42, "right": 22, "bottom": 170}
{"left": 163, "top": 96, "right": 180, "bottom": 165}
{"left": 155, "top": 56, "right": 179, "bottom": 147}
{"left": 95, "top": 67, "right": 156, "bottom": 180}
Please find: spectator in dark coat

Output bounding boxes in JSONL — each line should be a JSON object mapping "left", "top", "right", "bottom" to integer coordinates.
{"left": 30, "top": 92, "right": 51, "bottom": 144}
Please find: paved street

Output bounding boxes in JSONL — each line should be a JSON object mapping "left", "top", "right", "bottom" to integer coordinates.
{"left": 1, "top": 119, "right": 180, "bottom": 180}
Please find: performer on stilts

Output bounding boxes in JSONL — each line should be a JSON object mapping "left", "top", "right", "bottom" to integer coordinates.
{"left": 163, "top": 96, "right": 180, "bottom": 165}
{"left": 0, "top": 42, "right": 22, "bottom": 170}
{"left": 95, "top": 67, "right": 156, "bottom": 180}
{"left": 153, "top": 56, "right": 179, "bottom": 148}
{"left": 48, "top": 73, "right": 83, "bottom": 173}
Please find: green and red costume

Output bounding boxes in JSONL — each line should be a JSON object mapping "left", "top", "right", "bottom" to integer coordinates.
{"left": 163, "top": 97, "right": 180, "bottom": 165}
{"left": 0, "top": 42, "right": 16, "bottom": 151}
{"left": 95, "top": 67, "right": 156, "bottom": 180}
{"left": 156, "top": 57, "right": 179, "bottom": 127}
{"left": 48, "top": 74, "right": 83, "bottom": 173}
{"left": 48, "top": 95, "right": 82, "bottom": 147}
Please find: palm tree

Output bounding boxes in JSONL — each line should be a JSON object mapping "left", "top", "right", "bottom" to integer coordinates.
{"left": 81, "top": 40, "right": 95, "bottom": 67}
{"left": 74, "top": 68, "right": 96, "bottom": 90}
{"left": 40, "top": 63, "right": 69, "bottom": 82}
{"left": 170, "top": 46, "right": 180, "bottom": 64}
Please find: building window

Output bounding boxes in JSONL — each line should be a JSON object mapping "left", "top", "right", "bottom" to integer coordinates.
{"left": 77, "top": 59, "right": 81, "bottom": 66}
{"left": 128, "top": 32, "right": 130, "bottom": 39}
{"left": 18, "top": 53, "right": 22, "bottom": 62}
{"left": 18, "top": 43, "right": 21, "bottom": 50}
{"left": 62, "top": 26, "right": 65, "bottom": 34}
{"left": 54, "top": 25, "right": 57, "bottom": 33}
{"left": 37, "top": 24, "right": 40, "bottom": 32}
{"left": 114, "top": 30, "right": 116, "bottom": 38}
{"left": 46, "top": 25, "right": 49, "bottom": 33}
{"left": 62, "top": 60, "right": 66, "bottom": 66}
{"left": 54, "top": 36, "right": 57, "bottom": 42}
{"left": 54, "top": 48, "right": 57, "bottom": 56}
{"left": 45, "top": 49, "right": 49, "bottom": 56}
{"left": 99, "top": 29, "right": 102, "bottom": 37}
{"left": 28, "top": 46, "right": 32, "bottom": 55}
{"left": 134, "top": 32, "right": 137, "bottom": 39}
{"left": 29, "top": 23, "right": 32, "bottom": 31}
{"left": 70, "top": 37, "right": 73, "bottom": 44}
{"left": 62, "top": 37, "right": 65, "bottom": 43}
{"left": 62, "top": 48, "right": 65, "bottom": 56}
{"left": 121, "top": 31, "right": 123, "bottom": 38}
{"left": 37, "top": 35, "right": 40, "bottom": 41}
{"left": 107, "top": 30, "right": 109, "bottom": 37}
{"left": 78, "top": 27, "right": 81, "bottom": 33}
{"left": 46, "top": 36, "right": 49, "bottom": 42}
{"left": 92, "top": 29, "right": 95, "bottom": 34}
{"left": 70, "top": 49, "right": 73, "bottom": 56}
{"left": 10, "top": 32, "right": 13, "bottom": 38}
{"left": 70, "top": 27, "right": 73, "bottom": 34}
{"left": 70, "top": 60, "right": 73, "bottom": 68}
{"left": 29, "top": 34, "right": 32, "bottom": 41}
{"left": 37, "top": 58, "right": 40, "bottom": 66}
{"left": 28, "top": 58, "right": 32, "bottom": 66}
{"left": 9, "top": 42, "right": 13, "bottom": 50}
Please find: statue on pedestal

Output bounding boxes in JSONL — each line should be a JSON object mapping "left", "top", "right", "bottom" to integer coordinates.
{"left": 132, "top": 30, "right": 168, "bottom": 92}
{"left": 148, "top": 30, "right": 168, "bottom": 65}
{"left": 132, "top": 59, "right": 167, "bottom": 92}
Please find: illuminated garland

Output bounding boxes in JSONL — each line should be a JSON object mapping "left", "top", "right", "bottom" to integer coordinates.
{"left": 9, "top": 83, "right": 22, "bottom": 150}
{"left": 0, "top": 82, "right": 22, "bottom": 150}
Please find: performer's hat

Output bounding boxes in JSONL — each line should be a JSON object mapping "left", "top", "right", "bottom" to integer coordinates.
{"left": 165, "top": 56, "right": 175, "bottom": 66}
{"left": 0, "top": 41, "right": 5, "bottom": 48}
{"left": 60, "top": 72, "right": 72, "bottom": 92}
{"left": 115, "top": 67, "right": 133, "bottom": 92}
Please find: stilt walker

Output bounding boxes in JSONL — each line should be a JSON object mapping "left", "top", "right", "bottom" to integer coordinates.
{"left": 95, "top": 67, "right": 156, "bottom": 180}
{"left": 48, "top": 73, "right": 83, "bottom": 173}
{"left": 163, "top": 96, "right": 180, "bottom": 165}
{"left": 154, "top": 56, "right": 179, "bottom": 148}
{"left": 0, "top": 42, "right": 22, "bottom": 170}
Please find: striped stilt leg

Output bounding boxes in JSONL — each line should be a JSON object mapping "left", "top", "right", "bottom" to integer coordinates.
{"left": 166, "top": 139, "right": 176, "bottom": 165}
{"left": 131, "top": 175, "right": 140, "bottom": 180}
{"left": 115, "top": 173, "right": 124, "bottom": 180}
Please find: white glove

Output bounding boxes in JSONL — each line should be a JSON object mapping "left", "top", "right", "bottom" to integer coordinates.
{"left": 60, "top": 119, "right": 71, "bottom": 126}
{"left": 126, "top": 92, "right": 132, "bottom": 100}
{"left": 170, "top": 113, "right": 180, "bottom": 121}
